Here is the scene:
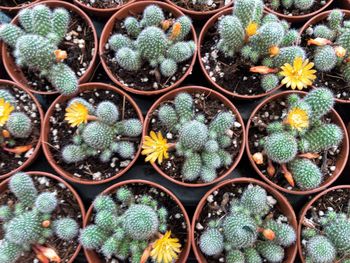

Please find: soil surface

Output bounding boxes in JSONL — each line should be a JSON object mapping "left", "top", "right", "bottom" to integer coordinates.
{"left": 301, "top": 25, "right": 350, "bottom": 101}
{"left": 172, "top": 0, "right": 232, "bottom": 12}
{"left": 87, "top": 183, "right": 188, "bottom": 263}
{"left": 103, "top": 11, "right": 192, "bottom": 92}
{"left": 77, "top": 0, "right": 131, "bottom": 9}
{"left": 194, "top": 182, "right": 292, "bottom": 262}
{"left": 201, "top": 21, "right": 272, "bottom": 96}
{"left": 0, "top": 175, "right": 83, "bottom": 263}
{"left": 48, "top": 88, "right": 141, "bottom": 181}
{"left": 301, "top": 188, "right": 350, "bottom": 260}
{"left": 0, "top": 85, "right": 41, "bottom": 176}
{"left": 248, "top": 95, "right": 342, "bottom": 192}
{"left": 0, "top": 0, "right": 33, "bottom": 7}
{"left": 265, "top": 0, "right": 330, "bottom": 16}
{"left": 6, "top": 11, "right": 94, "bottom": 93}
{"left": 149, "top": 91, "right": 243, "bottom": 184}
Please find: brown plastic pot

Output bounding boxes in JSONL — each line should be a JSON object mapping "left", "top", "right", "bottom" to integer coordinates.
{"left": 246, "top": 90, "right": 349, "bottom": 195}
{"left": 73, "top": 0, "right": 136, "bottom": 18}
{"left": 1, "top": 0, "right": 98, "bottom": 96}
{"left": 163, "top": 0, "right": 233, "bottom": 20}
{"left": 42, "top": 82, "right": 144, "bottom": 185}
{"left": 142, "top": 86, "right": 246, "bottom": 187}
{"left": 99, "top": 1, "right": 198, "bottom": 96}
{"left": 0, "top": 0, "right": 42, "bottom": 13}
{"left": 264, "top": 0, "right": 334, "bottom": 23}
{"left": 0, "top": 80, "right": 44, "bottom": 180}
{"left": 83, "top": 179, "right": 191, "bottom": 263}
{"left": 192, "top": 177, "right": 298, "bottom": 263}
{"left": 0, "top": 171, "right": 86, "bottom": 263}
{"left": 299, "top": 10, "right": 350, "bottom": 104}
{"left": 198, "top": 8, "right": 283, "bottom": 100}
{"left": 297, "top": 185, "right": 350, "bottom": 263}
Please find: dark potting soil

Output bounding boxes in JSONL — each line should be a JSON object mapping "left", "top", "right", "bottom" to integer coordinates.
{"left": 201, "top": 21, "right": 268, "bottom": 96}
{"left": 172, "top": 0, "right": 231, "bottom": 12}
{"left": 7, "top": 11, "right": 94, "bottom": 93}
{"left": 88, "top": 183, "right": 188, "bottom": 263}
{"left": 301, "top": 30, "right": 350, "bottom": 101}
{"left": 248, "top": 95, "right": 341, "bottom": 192}
{"left": 48, "top": 88, "right": 141, "bottom": 181}
{"left": 265, "top": 0, "right": 330, "bottom": 16}
{"left": 301, "top": 188, "right": 350, "bottom": 260}
{"left": 77, "top": 0, "right": 131, "bottom": 9}
{"left": 103, "top": 11, "right": 192, "bottom": 92}
{"left": 0, "top": 175, "right": 83, "bottom": 263}
{"left": 149, "top": 91, "right": 243, "bottom": 184}
{"left": 0, "top": 0, "right": 33, "bottom": 7}
{"left": 194, "top": 182, "right": 291, "bottom": 262}
{"left": 0, "top": 85, "right": 41, "bottom": 176}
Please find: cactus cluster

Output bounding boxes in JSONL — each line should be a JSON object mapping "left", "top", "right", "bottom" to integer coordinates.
{"left": 198, "top": 184, "right": 296, "bottom": 262}
{"left": 80, "top": 186, "right": 179, "bottom": 262}
{"left": 216, "top": 0, "right": 305, "bottom": 92}
{"left": 304, "top": 9, "right": 350, "bottom": 86}
{"left": 269, "top": 0, "right": 316, "bottom": 12}
{"left": 0, "top": 4, "right": 78, "bottom": 95}
{"left": 157, "top": 92, "right": 236, "bottom": 183}
{"left": 303, "top": 210, "right": 350, "bottom": 262}
{"left": 0, "top": 89, "right": 33, "bottom": 147}
{"left": 62, "top": 98, "right": 142, "bottom": 164}
{"left": 258, "top": 88, "right": 343, "bottom": 190}
{"left": 108, "top": 4, "right": 195, "bottom": 79}
{"left": 0, "top": 173, "right": 79, "bottom": 263}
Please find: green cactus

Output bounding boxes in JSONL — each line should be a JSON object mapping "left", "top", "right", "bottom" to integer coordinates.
{"left": 182, "top": 153, "right": 202, "bottom": 181}
{"left": 226, "top": 250, "right": 245, "bottom": 263}
{"left": 244, "top": 247, "right": 262, "bottom": 263}
{"left": 314, "top": 46, "right": 337, "bottom": 72}
{"left": 337, "top": 30, "right": 350, "bottom": 51}
{"left": 35, "top": 192, "right": 57, "bottom": 213}
{"left": 79, "top": 225, "right": 108, "bottom": 249}
{"left": 62, "top": 144, "right": 86, "bottom": 163}
{"left": 124, "top": 17, "right": 141, "bottom": 37}
{"left": 96, "top": 101, "right": 119, "bottom": 125}
{"left": 281, "top": 29, "right": 299, "bottom": 46}
{"left": 273, "top": 46, "right": 306, "bottom": 68}
{"left": 324, "top": 216, "right": 350, "bottom": 253}
{"left": 304, "top": 88, "right": 334, "bottom": 119}
{"left": 95, "top": 210, "right": 118, "bottom": 231}
{"left": 179, "top": 120, "right": 208, "bottom": 151}
{"left": 158, "top": 104, "right": 178, "bottom": 130}
{"left": 209, "top": 112, "right": 235, "bottom": 137}
{"left": 0, "top": 90, "right": 16, "bottom": 105}
{"left": 168, "top": 41, "right": 195, "bottom": 63}
{"left": 48, "top": 63, "right": 78, "bottom": 95}
{"left": 174, "top": 92, "right": 194, "bottom": 122}
{"left": 289, "top": 158, "right": 323, "bottom": 190}
{"left": 0, "top": 206, "right": 12, "bottom": 221}
{"left": 200, "top": 166, "right": 217, "bottom": 182}
{"left": 199, "top": 228, "right": 224, "bottom": 256}
{"left": 281, "top": 0, "right": 293, "bottom": 9}
{"left": 233, "top": 0, "right": 264, "bottom": 28}
{"left": 9, "top": 173, "right": 37, "bottom": 207}
{"left": 264, "top": 132, "right": 298, "bottom": 164}
{"left": 0, "top": 24, "right": 25, "bottom": 47}
{"left": 53, "top": 218, "right": 79, "bottom": 241}
{"left": 101, "top": 236, "right": 120, "bottom": 258}
{"left": 6, "top": 112, "right": 32, "bottom": 139}
{"left": 140, "top": 5, "right": 164, "bottom": 27}
{"left": 32, "top": 5, "right": 52, "bottom": 37}
{"left": 257, "top": 241, "right": 285, "bottom": 263}
{"left": 82, "top": 122, "right": 114, "bottom": 150}
{"left": 294, "top": 0, "right": 315, "bottom": 10}
{"left": 160, "top": 58, "right": 177, "bottom": 77}
{"left": 93, "top": 195, "right": 116, "bottom": 213}
{"left": 261, "top": 74, "right": 279, "bottom": 91}
{"left": 121, "top": 119, "right": 142, "bottom": 137}
{"left": 0, "top": 240, "right": 22, "bottom": 263}
{"left": 116, "top": 47, "right": 141, "bottom": 71}
{"left": 328, "top": 9, "right": 344, "bottom": 31}
{"left": 109, "top": 34, "right": 132, "bottom": 52}
{"left": 306, "top": 235, "right": 336, "bottom": 263}
{"left": 116, "top": 187, "right": 132, "bottom": 202}
{"left": 51, "top": 8, "right": 70, "bottom": 44}
{"left": 264, "top": 220, "right": 296, "bottom": 247}
{"left": 313, "top": 25, "right": 336, "bottom": 40}
{"left": 240, "top": 186, "right": 268, "bottom": 214}
{"left": 171, "top": 16, "right": 192, "bottom": 42}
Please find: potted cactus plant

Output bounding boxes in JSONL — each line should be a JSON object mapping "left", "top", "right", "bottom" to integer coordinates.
{"left": 264, "top": 0, "right": 334, "bottom": 22}
{"left": 298, "top": 185, "right": 350, "bottom": 262}
{"left": 141, "top": 86, "right": 245, "bottom": 187}
{"left": 42, "top": 82, "right": 144, "bottom": 185}
{"left": 0, "top": 1, "right": 98, "bottom": 95}
{"left": 80, "top": 179, "right": 191, "bottom": 263}
{"left": 299, "top": 9, "right": 350, "bottom": 103}
{"left": 192, "top": 177, "right": 298, "bottom": 263}
{"left": 198, "top": 0, "right": 311, "bottom": 99}
{"left": 164, "top": 0, "right": 233, "bottom": 20}
{"left": 0, "top": 0, "right": 41, "bottom": 13}
{"left": 246, "top": 88, "right": 349, "bottom": 195}
{"left": 0, "top": 80, "right": 43, "bottom": 179}
{"left": 0, "top": 171, "right": 85, "bottom": 263}
{"left": 100, "top": 1, "right": 197, "bottom": 96}
{"left": 73, "top": 0, "right": 136, "bottom": 18}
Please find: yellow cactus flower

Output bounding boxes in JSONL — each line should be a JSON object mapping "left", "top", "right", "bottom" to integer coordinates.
{"left": 0, "top": 98, "right": 14, "bottom": 126}
{"left": 280, "top": 57, "right": 317, "bottom": 90}
{"left": 64, "top": 102, "right": 89, "bottom": 127}
{"left": 285, "top": 107, "right": 309, "bottom": 131}
{"left": 151, "top": 231, "right": 181, "bottom": 263}
{"left": 141, "top": 131, "right": 170, "bottom": 165}
{"left": 246, "top": 22, "right": 258, "bottom": 37}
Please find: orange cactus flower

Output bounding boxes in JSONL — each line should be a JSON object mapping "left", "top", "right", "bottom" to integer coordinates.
{"left": 170, "top": 22, "right": 182, "bottom": 40}
{"left": 250, "top": 66, "right": 279, "bottom": 74}
{"left": 307, "top": 37, "right": 333, "bottom": 46}
{"left": 54, "top": 49, "right": 67, "bottom": 61}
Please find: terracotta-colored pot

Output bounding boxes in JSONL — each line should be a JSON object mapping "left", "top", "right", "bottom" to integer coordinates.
{"left": 198, "top": 8, "right": 282, "bottom": 100}
{"left": 341, "top": 0, "right": 350, "bottom": 10}
{"left": 264, "top": 0, "right": 334, "bottom": 23}
{"left": 83, "top": 179, "right": 191, "bottom": 263}
{"left": 0, "top": 80, "right": 43, "bottom": 180}
{"left": 1, "top": 0, "right": 98, "bottom": 95}
{"left": 142, "top": 86, "right": 246, "bottom": 187}
{"left": 0, "top": 0, "right": 41, "bottom": 13}
{"left": 0, "top": 171, "right": 86, "bottom": 263}
{"left": 42, "top": 82, "right": 144, "bottom": 185}
{"left": 299, "top": 10, "right": 350, "bottom": 104}
{"left": 164, "top": 0, "right": 233, "bottom": 20}
{"left": 246, "top": 90, "right": 349, "bottom": 195}
{"left": 73, "top": 0, "right": 136, "bottom": 18}
{"left": 297, "top": 185, "right": 350, "bottom": 263}
{"left": 99, "top": 1, "right": 198, "bottom": 96}
{"left": 192, "top": 177, "right": 298, "bottom": 263}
